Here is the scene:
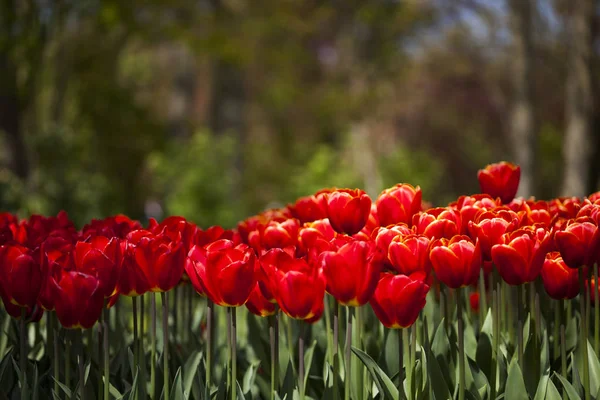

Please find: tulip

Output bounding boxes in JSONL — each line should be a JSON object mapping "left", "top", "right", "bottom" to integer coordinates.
{"left": 186, "top": 239, "right": 258, "bottom": 307}
{"left": 326, "top": 189, "right": 372, "bottom": 235}
{"left": 414, "top": 207, "right": 462, "bottom": 240}
{"left": 388, "top": 234, "right": 432, "bottom": 276}
{"left": 376, "top": 183, "right": 422, "bottom": 227}
{"left": 541, "top": 252, "right": 579, "bottom": 299}
{"left": 250, "top": 218, "right": 300, "bottom": 252}
{"left": 430, "top": 235, "right": 481, "bottom": 288}
{"left": 450, "top": 194, "right": 499, "bottom": 234}
{"left": 555, "top": 219, "right": 600, "bottom": 269}
{"left": 81, "top": 214, "right": 142, "bottom": 240}
{"left": 39, "top": 237, "right": 73, "bottom": 311}
{"left": 369, "top": 272, "right": 429, "bottom": 329}
{"left": 319, "top": 240, "right": 382, "bottom": 306}
{"left": 193, "top": 225, "right": 236, "bottom": 247}
{"left": 491, "top": 226, "right": 552, "bottom": 285}
{"left": 469, "top": 292, "right": 480, "bottom": 313}
{"left": 54, "top": 271, "right": 105, "bottom": 329}
{"left": 117, "top": 230, "right": 153, "bottom": 297}
{"left": 289, "top": 190, "right": 330, "bottom": 224}
{"left": 477, "top": 162, "right": 520, "bottom": 204}
{"left": 0, "top": 244, "right": 42, "bottom": 309}
{"left": 73, "top": 236, "right": 121, "bottom": 298}
{"left": 245, "top": 283, "right": 276, "bottom": 317}
{"left": 149, "top": 216, "right": 197, "bottom": 252}
{"left": 468, "top": 210, "right": 519, "bottom": 260}
{"left": 134, "top": 233, "right": 186, "bottom": 293}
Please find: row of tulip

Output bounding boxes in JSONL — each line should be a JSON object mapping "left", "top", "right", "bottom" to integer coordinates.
{"left": 1, "top": 161, "right": 599, "bottom": 399}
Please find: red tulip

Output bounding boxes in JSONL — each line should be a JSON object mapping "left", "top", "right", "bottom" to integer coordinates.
{"left": 477, "top": 162, "right": 520, "bottom": 204}
{"left": 54, "top": 271, "right": 104, "bottom": 329}
{"left": 274, "top": 259, "right": 325, "bottom": 322}
{"left": 259, "top": 248, "right": 298, "bottom": 303}
{"left": 149, "top": 216, "right": 197, "bottom": 251}
{"left": 413, "top": 207, "right": 462, "bottom": 240}
{"left": 81, "top": 214, "right": 142, "bottom": 240}
{"left": 319, "top": 240, "right": 382, "bottom": 306}
{"left": 245, "top": 283, "right": 276, "bottom": 317}
{"left": 326, "top": 189, "right": 372, "bottom": 235}
{"left": 491, "top": 226, "right": 552, "bottom": 285}
{"left": 376, "top": 184, "right": 422, "bottom": 227}
{"left": 238, "top": 209, "right": 291, "bottom": 244}
{"left": 117, "top": 230, "right": 152, "bottom": 297}
{"left": 16, "top": 211, "right": 76, "bottom": 248}
{"left": 549, "top": 197, "right": 581, "bottom": 220}
{"left": 74, "top": 236, "right": 121, "bottom": 298}
{"left": 186, "top": 239, "right": 258, "bottom": 307}
{"left": 289, "top": 190, "right": 330, "bottom": 224}
{"left": 451, "top": 194, "right": 499, "bottom": 234}
{"left": 388, "top": 234, "right": 432, "bottom": 276}
{"left": 555, "top": 219, "right": 600, "bottom": 269}
{"left": 193, "top": 226, "right": 236, "bottom": 248}
{"left": 250, "top": 218, "right": 300, "bottom": 252}
{"left": 134, "top": 233, "right": 186, "bottom": 293}
{"left": 541, "top": 252, "right": 579, "bottom": 299}
{"left": 430, "top": 236, "right": 481, "bottom": 289}
{"left": 0, "top": 244, "right": 42, "bottom": 309}
{"left": 468, "top": 210, "right": 519, "bottom": 260}
{"left": 469, "top": 292, "right": 480, "bottom": 313}
{"left": 369, "top": 272, "right": 429, "bottom": 329}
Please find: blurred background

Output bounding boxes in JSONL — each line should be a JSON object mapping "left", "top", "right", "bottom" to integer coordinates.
{"left": 0, "top": 0, "right": 598, "bottom": 228}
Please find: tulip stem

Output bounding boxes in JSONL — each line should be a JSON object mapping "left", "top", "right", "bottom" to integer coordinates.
{"left": 47, "top": 312, "right": 55, "bottom": 363}
{"left": 594, "top": 263, "right": 599, "bottom": 353}
{"left": 65, "top": 330, "right": 71, "bottom": 390}
{"left": 150, "top": 293, "right": 156, "bottom": 399}
{"left": 173, "top": 288, "right": 179, "bottom": 342}
{"left": 139, "top": 295, "right": 146, "bottom": 399}
{"left": 553, "top": 301, "right": 560, "bottom": 360}
{"left": 54, "top": 315, "right": 60, "bottom": 396}
{"left": 410, "top": 324, "right": 416, "bottom": 399}
{"left": 104, "top": 308, "right": 110, "bottom": 400}
{"left": 78, "top": 329, "right": 85, "bottom": 400}
{"left": 161, "top": 292, "right": 170, "bottom": 400}
{"left": 231, "top": 307, "right": 238, "bottom": 400}
{"left": 403, "top": 328, "right": 410, "bottom": 400}
{"left": 478, "top": 269, "right": 486, "bottom": 329}
{"left": 132, "top": 296, "right": 138, "bottom": 368}
{"left": 354, "top": 306, "right": 364, "bottom": 400}
{"left": 398, "top": 329, "right": 404, "bottom": 399}
{"left": 579, "top": 269, "right": 591, "bottom": 400}
{"left": 324, "top": 296, "right": 333, "bottom": 365}
{"left": 227, "top": 306, "right": 232, "bottom": 390}
{"left": 457, "top": 287, "right": 465, "bottom": 400}
{"left": 345, "top": 307, "right": 352, "bottom": 400}
{"left": 187, "top": 286, "right": 193, "bottom": 343}
{"left": 516, "top": 285, "right": 524, "bottom": 369}
{"left": 491, "top": 285, "right": 498, "bottom": 400}
{"left": 559, "top": 299, "right": 567, "bottom": 400}
{"left": 333, "top": 301, "right": 340, "bottom": 400}
{"left": 269, "top": 311, "right": 280, "bottom": 399}
{"left": 206, "top": 299, "right": 213, "bottom": 390}
{"left": 287, "top": 316, "right": 295, "bottom": 372}
{"left": 20, "top": 307, "right": 27, "bottom": 400}
{"left": 299, "top": 322, "right": 305, "bottom": 400}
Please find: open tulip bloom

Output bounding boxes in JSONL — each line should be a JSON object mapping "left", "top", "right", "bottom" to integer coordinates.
{"left": 5, "top": 162, "right": 600, "bottom": 400}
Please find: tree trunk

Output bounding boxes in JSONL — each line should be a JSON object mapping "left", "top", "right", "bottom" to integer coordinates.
{"left": 561, "top": 0, "right": 595, "bottom": 197}
{"left": 508, "top": 0, "right": 535, "bottom": 198}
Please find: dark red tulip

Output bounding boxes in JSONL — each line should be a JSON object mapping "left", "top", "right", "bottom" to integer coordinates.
{"left": 388, "top": 234, "right": 432, "bottom": 276}
{"left": 54, "top": 271, "right": 104, "bottom": 329}
{"left": 376, "top": 184, "right": 422, "bottom": 227}
{"left": 0, "top": 244, "right": 41, "bottom": 309}
{"left": 477, "top": 162, "right": 520, "bottom": 204}
{"left": 81, "top": 215, "right": 142, "bottom": 240}
{"left": 541, "top": 252, "right": 579, "bottom": 299}
{"left": 491, "top": 226, "right": 552, "bottom": 285}
{"left": 117, "top": 230, "right": 153, "bottom": 297}
{"left": 413, "top": 207, "right": 461, "bottom": 240}
{"left": 134, "top": 233, "right": 186, "bottom": 293}
{"left": 193, "top": 226, "right": 236, "bottom": 248}
{"left": 245, "top": 283, "right": 276, "bottom": 317}
{"left": 186, "top": 239, "right": 258, "bottom": 307}
{"left": 370, "top": 272, "right": 429, "bottom": 329}
{"left": 469, "top": 292, "right": 480, "bottom": 313}
{"left": 38, "top": 237, "right": 73, "bottom": 311}
{"left": 319, "top": 240, "right": 382, "bottom": 306}
{"left": 430, "top": 235, "right": 481, "bottom": 289}
{"left": 326, "top": 189, "right": 372, "bottom": 235}
{"left": 555, "top": 219, "right": 600, "bottom": 269}
{"left": 149, "top": 216, "right": 197, "bottom": 251}
{"left": 74, "top": 236, "right": 121, "bottom": 298}
{"left": 273, "top": 259, "right": 325, "bottom": 322}
{"left": 16, "top": 211, "right": 76, "bottom": 248}
{"left": 238, "top": 209, "right": 291, "bottom": 244}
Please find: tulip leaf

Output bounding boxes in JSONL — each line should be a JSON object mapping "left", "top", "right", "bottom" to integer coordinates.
{"left": 587, "top": 340, "right": 600, "bottom": 395}
{"left": 183, "top": 350, "right": 203, "bottom": 399}
{"left": 0, "top": 314, "right": 11, "bottom": 359}
{"left": 303, "top": 340, "right": 317, "bottom": 392}
{"left": 532, "top": 372, "right": 549, "bottom": 400}
{"left": 281, "top": 360, "right": 295, "bottom": 399}
{"left": 523, "top": 325, "right": 541, "bottom": 397}
{"left": 52, "top": 377, "right": 73, "bottom": 399}
{"left": 555, "top": 372, "right": 582, "bottom": 400}
{"left": 170, "top": 367, "right": 184, "bottom": 400}
{"left": 243, "top": 361, "right": 260, "bottom": 395}
{"left": 352, "top": 346, "right": 399, "bottom": 400}
{"left": 236, "top": 381, "right": 246, "bottom": 400}
{"left": 126, "top": 369, "right": 139, "bottom": 400}
{"left": 504, "top": 358, "right": 528, "bottom": 400}
{"left": 475, "top": 310, "right": 493, "bottom": 381}
{"left": 545, "top": 379, "right": 562, "bottom": 400}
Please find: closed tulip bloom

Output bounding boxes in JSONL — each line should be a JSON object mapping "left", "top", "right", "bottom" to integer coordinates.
{"left": 54, "top": 271, "right": 104, "bottom": 329}
{"left": 451, "top": 194, "right": 499, "bottom": 234}
{"left": 555, "top": 219, "right": 600, "bottom": 269}
{"left": 477, "top": 162, "right": 520, "bottom": 204}
{"left": 0, "top": 244, "right": 42, "bottom": 309}
{"left": 117, "top": 231, "right": 152, "bottom": 297}
{"left": 74, "top": 236, "right": 121, "bottom": 298}
{"left": 298, "top": 219, "right": 336, "bottom": 253}
{"left": 186, "top": 239, "right": 258, "bottom": 307}
{"left": 413, "top": 207, "right": 462, "bottom": 240}
{"left": 193, "top": 225, "right": 236, "bottom": 248}
{"left": 326, "top": 189, "right": 372, "bottom": 235}
{"left": 468, "top": 210, "right": 519, "bottom": 260}
{"left": 541, "top": 252, "right": 579, "bottom": 299}
{"left": 376, "top": 184, "right": 422, "bottom": 227}
{"left": 274, "top": 259, "right": 325, "bottom": 322}
{"left": 260, "top": 218, "right": 300, "bottom": 251}
{"left": 370, "top": 272, "right": 429, "bottom": 329}
{"left": 289, "top": 190, "right": 330, "bottom": 224}
{"left": 245, "top": 283, "right": 276, "bottom": 317}
{"left": 491, "top": 227, "right": 552, "bottom": 285}
{"left": 134, "top": 233, "right": 186, "bottom": 293}
{"left": 81, "top": 214, "right": 142, "bottom": 240}
{"left": 469, "top": 292, "right": 480, "bottom": 313}
{"left": 319, "top": 240, "right": 382, "bottom": 306}
{"left": 430, "top": 236, "right": 481, "bottom": 289}
{"left": 38, "top": 237, "right": 73, "bottom": 311}
{"left": 388, "top": 234, "right": 432, "bottom": 276}
{"left": 149, "top": 216, "right": 197, "bottom": 252}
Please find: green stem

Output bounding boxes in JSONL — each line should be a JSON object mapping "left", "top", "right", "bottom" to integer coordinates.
{"left": 333, "top": 301, "right": 340, "bottom": 400}
{"left": 162, "top": 292, "right": 170, "bottom": 400}
{"left": 231, "top": 307, "right": 237, "bottom": 400}
{"left": 206, "top": 299, "right": 213, "bottom": 390}
{"left": 104, "top": 308, "right": 110, "bottom": 400}
{"left": 287, "top": 316, "right": 295, "bottom": 372}
{"left": 344, "top": 307, "right": 352, "bottom": 400}
{"left": 553, "top": 301, "right": 560, "bottom": 360}
{"left": 403, "top": 328, "right": 410, "bottom": 400}
{"left": 227, "top": 306, "right": 232, "bottom": 390}
{"left": 517, "top": 285, "right": 524, "bottom": 369}
{"left": 457, "top": 287, "right": 465, "bottom": 400}
{"left": 139, "top": 295, "right": 146, "bottom": 399}
{"left": 20, "top": 307, "right": 27, "bottom": 400}
{"left": 54, "top": 314, "right": 60, "bottom": 396}
{"left": 132, "top": 296, "right": 138, "bottom": 368}
{"left": 478, "top": 269, "right": 487, "bottom": 328}
{"left": 79, "top": 329, "right": 85, "bottom": 400}
{"left": 354, "top": 306, "right": 363, "bottom": 400}
{"left": 269, "top": 312, "right": 280, "bottom": 399}
{"left": 187, "top": 285, "right": 193, "bottom": 343}
{"left": 173, "top": 287, "right": 179, "bottom": 342}
{"left": 324, "top": 296, "right": 333, "bottom": 365}
{"left": 398, "top": 329, "right": 405, "bottom": 400}
{"left": 66, "top": 331, "right": 71, "bottom": 391}
{"left": 299, "top": 322, "right": 305, "bottom": 400}
{"left": 580, "top": 269, "right": 590, "bottom": 400}
{"left": 47, "top": 312, "right": 55, "bottom": 363}
{"left": 560, "top": 299, "right": 567, "bottom": 400}
{"left": 594, "top": 263, "right": 599, "bottom": 354}
{"left": 410, "top": 324, "right": 416, "bottom": 400}
{"left": 151, "top": 293, "right": 156, "bottom": 400}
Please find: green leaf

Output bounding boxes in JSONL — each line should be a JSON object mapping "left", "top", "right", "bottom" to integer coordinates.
{"left": 586, "top": 340, "right": 600, "bottom": 395}
{"left": 281, "top": 360, "right": 295, "bottom": 399}
{"left": 243, "top": 361, "right": 260, "bottom": 394}
{"left": 183, "top": 350, "right": 203, "bottom": 399}
{"left": 236, "top": 381, "right": 247, "bottom": 400}
{"left": 544, "top": 379, "right": 562, "bottom": 400}
{"left": 504, "top": 358, "right": 528, "bottom": 400}
{"left": 475, "top": 310, "right": 493, "bottom": 382}
{"left": 425, "top": 343, "right": 452, "bottom": 400}
{"left": 170, "top": 367, "right": 184, "bottom": 400}
{"left": 303, "top": 340, "right": 317, "bottom": 392}
{"left": 126, "top": 369, "right": 139, "bottom": 400}
{"left": 352, "top": 346, "right": 399, "bottom": 400}
{"left": 0, "top": 314, "right": 11, "bottom": 359}
{"left": 52, "top": 377, "right": 73, "bottom": 399}
{"left": 555, "top": 372, "right": 582, "bottom": 400}
{"left": 532, "top": 372, "right": 549, "bottom": 400}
